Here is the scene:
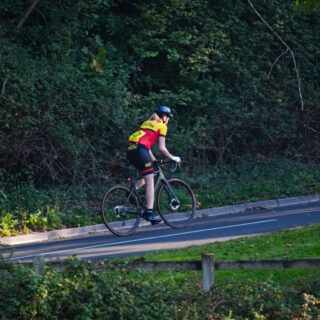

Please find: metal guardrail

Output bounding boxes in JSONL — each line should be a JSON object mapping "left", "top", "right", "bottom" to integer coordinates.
{"left": 21, "top": 254, "right": 320, "bottom": 292}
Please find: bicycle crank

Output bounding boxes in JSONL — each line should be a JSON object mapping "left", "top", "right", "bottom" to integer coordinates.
{"left": 113, "top": 205, "right": 125, "bottom": 217}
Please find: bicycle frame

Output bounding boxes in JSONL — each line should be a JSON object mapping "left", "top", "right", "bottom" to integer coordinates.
{"left": 127, "top": 163, "right": 180, "bottom": 213}
{"left": 101, "top": 160, "right": 195, "bottom": 236}
{"left": 154, "top": 168, "right": 180, "bottom": 207}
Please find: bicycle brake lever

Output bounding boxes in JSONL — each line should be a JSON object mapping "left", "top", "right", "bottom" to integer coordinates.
{"left": 170, "top": 161, "right": 179, "bottom": 172}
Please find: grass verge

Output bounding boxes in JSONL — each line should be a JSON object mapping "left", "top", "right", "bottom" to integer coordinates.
{"left": 122, "top": 223, "right": 320, "bottom": 318}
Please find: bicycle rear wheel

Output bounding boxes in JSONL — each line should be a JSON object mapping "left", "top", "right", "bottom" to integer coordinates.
{"left": 101, "top": 185, "right": 140, "bottom": 236}
{"left": 157, "top": 179, "right": 196, "bottom": 228}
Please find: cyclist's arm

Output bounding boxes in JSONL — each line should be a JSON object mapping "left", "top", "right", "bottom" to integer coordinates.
{"left": 158, "top": 136, "right": 173, "bottom": 159}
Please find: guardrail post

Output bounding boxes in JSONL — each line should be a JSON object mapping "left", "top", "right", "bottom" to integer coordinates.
{"left": 202, "top": 253, "right": 215, "bottom": 292}
{"left": 33, "top": 255, "right": 45, "bottom": 275}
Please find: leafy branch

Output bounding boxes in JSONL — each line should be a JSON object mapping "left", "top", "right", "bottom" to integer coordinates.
{"left": 17, "top": 0, "right": 41, "bottom": 29}
{"left": 247, "top": 0, "right": 304, "bottom": 111}
{"left": 1, "top": 78, "right": 8, "bottom": 96}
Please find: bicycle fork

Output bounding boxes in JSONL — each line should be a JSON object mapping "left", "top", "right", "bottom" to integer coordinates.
{"left": 159, "top": 179, "right": 180, "bottom": 211}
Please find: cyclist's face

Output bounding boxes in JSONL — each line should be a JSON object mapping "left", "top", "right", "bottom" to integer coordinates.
{"left": 162, "top": 115, "right": 169, "bottom": 124}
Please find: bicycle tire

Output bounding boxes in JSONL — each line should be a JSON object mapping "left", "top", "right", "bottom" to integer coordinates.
{"left": 101, "top": 185, "right": 140, "bottom": 236}
{"left": 157, "top": 179, "right": 196, "bottom": 228}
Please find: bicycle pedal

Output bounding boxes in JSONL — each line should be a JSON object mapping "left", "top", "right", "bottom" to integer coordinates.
{"left": 150, "top": 220, "right": 161, "bottom": 225}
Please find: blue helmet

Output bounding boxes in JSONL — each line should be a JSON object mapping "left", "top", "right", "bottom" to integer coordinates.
{"left": 155, "top": 106, "right": 173, "bottom": 118}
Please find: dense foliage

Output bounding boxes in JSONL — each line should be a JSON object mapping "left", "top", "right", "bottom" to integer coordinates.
{"left": 296, "top": 0, "right": 320, "bottom": 12}
{"left": 1, "top": 1, "right": 320, "bottom": 235}
{"left": 1, "top": 0, "right": 320, "bottom": 185}
{"left": 0, "top": 256, "right": 319, "bottom": 319}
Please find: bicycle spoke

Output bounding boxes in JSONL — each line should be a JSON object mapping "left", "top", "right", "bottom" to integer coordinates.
{"left": 101, "top": 186, "right": 140, "bottom": 236}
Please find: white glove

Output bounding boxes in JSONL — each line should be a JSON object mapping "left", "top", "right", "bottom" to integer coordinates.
{"left": 171, "top": 156, "right": 181, "bottom": 163}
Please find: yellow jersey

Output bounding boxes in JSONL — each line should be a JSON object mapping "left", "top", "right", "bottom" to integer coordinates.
{"left": 129, "top": 120, "right": 167, "bottom": 149}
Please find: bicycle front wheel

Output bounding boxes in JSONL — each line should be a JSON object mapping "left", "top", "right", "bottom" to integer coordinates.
{"left": 157, "top": 179, "right": 196, "bottom": 228}
{"left": 101, "top": 186, "right": 140, "bottom": 236}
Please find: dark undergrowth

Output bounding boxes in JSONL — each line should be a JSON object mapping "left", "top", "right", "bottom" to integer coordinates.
{"left": 1, "top": 157, "right": 319, "bottom": 237}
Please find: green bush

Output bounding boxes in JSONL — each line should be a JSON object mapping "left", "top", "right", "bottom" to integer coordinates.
{"left": 1, "top": 0, "right": 320, "bottom": 184}
{"left": 0, "top": 257, "right": 319, "bottom": 319}
{"left": 1, "top": 0, "right": 320, "bottom": 235}
{"left": 191, "top": 157, "right": 320, "bottom": 208}
{"left": 0, "top": 182, "right": 107, "bottom": 236}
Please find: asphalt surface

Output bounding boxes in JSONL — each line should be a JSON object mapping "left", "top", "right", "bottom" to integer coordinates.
{"left": 1, "top": 201, "right": 320, "bottom": 263}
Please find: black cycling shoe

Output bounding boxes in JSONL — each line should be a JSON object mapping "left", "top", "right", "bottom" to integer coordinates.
{"left": 143, "top": 209, "right": 161, "bottom": 225}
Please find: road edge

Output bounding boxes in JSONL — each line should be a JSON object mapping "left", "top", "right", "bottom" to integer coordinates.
{"left": 1, "top": 194, "right": 319, "bottom": 246}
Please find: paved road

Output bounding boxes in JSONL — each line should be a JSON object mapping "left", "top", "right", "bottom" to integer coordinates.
{"left": 1, "top": 201, "right": 320, "bottom": 262}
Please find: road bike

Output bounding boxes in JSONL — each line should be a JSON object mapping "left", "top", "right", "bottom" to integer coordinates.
{"left": 101, "top": 160, "right": 196, "bottom": 236}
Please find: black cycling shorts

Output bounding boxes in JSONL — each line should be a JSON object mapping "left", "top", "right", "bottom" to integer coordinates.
{"left": 127, "top": 143, "right": 154, "bottom": 176}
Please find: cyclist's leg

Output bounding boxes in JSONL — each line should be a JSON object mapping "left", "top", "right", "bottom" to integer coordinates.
{"left": 127, "top": 144, "right": 154, "bottom": 205}
{"left": 141, "top": 167, "right": 161, "bottom": 224}
{"left": 127, "top": 144, "right": 150, "bottom": 193}
{"left": 135, "top": 178, "right": 145, "bottom": 190}
{"left": 143, "top": 173, "right": 154, "bottom": 210}
{"left": 127, "top": 144, "right": 160, "bottom": 224}
{"left": 144, "top": 177, "right": 161, "bottom": 224}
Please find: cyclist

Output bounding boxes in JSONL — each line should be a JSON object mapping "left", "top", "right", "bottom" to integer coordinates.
{"left": 127, "top": 106, "right": 181, "bottom": 224}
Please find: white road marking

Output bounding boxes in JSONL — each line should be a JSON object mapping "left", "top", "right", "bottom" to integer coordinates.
{"left": 10, "top": 219, "right": 278, "bottom": 261}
